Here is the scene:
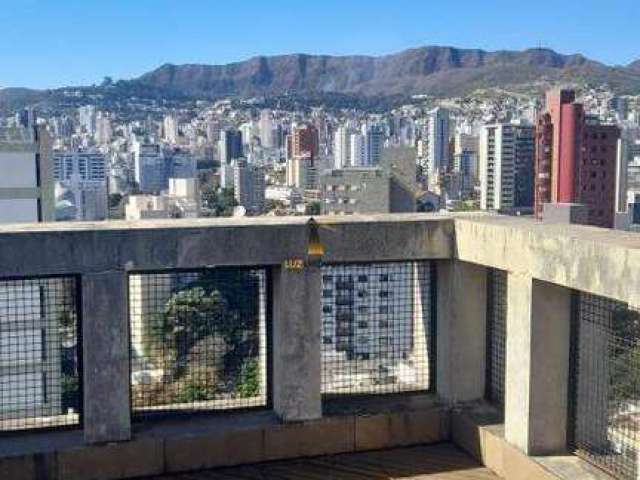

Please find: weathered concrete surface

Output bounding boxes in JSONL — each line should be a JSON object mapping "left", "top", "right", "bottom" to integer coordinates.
{"left": 452, "top": 406, "right": 616, "bottom": 480}
{"left": 0, "top": 407, "right": 449, "bottom": 480}
{"left": 82, "top": 272, "right": 131, "bottom": 444}
{"left": 272, "top": 264, "right": 322, "bottom": 422}
{"left": 455, "top": 215, "right": 640, "bottom": 306}
{"left": 0, "top": 214, "right": 452, "bottom": 277}
{"left": 504, "top": 275, "right": 571, "bottom": 456}
{"left": 436, "top": 260, "right": 487, "bottom": 404}
{"left": 542, "top": 203, "right": 589, "bottom": 225}
{"left": 316, "top": 214, "right": 454, "bottom": 263}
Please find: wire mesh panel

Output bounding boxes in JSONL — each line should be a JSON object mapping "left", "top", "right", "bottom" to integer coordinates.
{"left": 486, "top": 269, "right": 507, "bottom": 410}
{"left": 129, "top": 268, "right": 269, "bottom": 420}
{"left": 0, "top": 276, "right": 81, "bottom": 432}
{"left": 320, "top": 261, "right": 435, "bottom": 396}
{"left": 570, "top": 292, "right": 640, "bottom": 480}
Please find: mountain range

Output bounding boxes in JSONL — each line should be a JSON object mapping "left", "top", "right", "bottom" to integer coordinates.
{"left": 2, "top": 46, "right": 640, "bottom": 110}
{"left": 135, "top": 46, "right": 640, "bottom": 98}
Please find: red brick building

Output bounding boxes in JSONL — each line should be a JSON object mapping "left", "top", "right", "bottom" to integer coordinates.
{"left": 534, "top": 89, "right": 619, "bottom": 228}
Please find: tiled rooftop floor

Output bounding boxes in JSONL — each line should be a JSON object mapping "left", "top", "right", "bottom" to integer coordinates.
{"left": 143, "top": 443, "right": 499, "bottom": 479}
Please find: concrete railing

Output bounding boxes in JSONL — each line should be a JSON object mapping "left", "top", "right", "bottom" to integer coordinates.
{"left": 0, "top": 213, "right": 637, "bottom": 480}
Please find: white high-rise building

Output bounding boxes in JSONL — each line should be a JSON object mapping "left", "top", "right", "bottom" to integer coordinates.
{"left": 479, "top": 124, "right": 535, "bottom": 212}
{"left": 95, "top": 112, "right": 112, "bottom": 145}
{"left": 427, "top": 107, "right": 450, "bottom": 175}
{"left": 333, "top": 127, "right": 350, "bottom": 169}
{"left": 259, "top": 110, "right": 274, "bottom": 149}
{"left": 78, "top": 105, "right": 96, "bottom": 135}
{"left": 163, "top": 115, "right": 179, "bottom": 144}
{"left": 0, "top": 126, "right": 55, "bottom": 223}
{"left": 350, "top": 134, "right": 366, "bottom": 167}
{"left": 53, "top": 152, "right": 108, "bottom": 221}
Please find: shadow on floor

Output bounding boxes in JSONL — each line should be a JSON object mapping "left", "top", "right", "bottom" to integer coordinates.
{"left": 143, "top": 443, "right": 498, "bottom": 479}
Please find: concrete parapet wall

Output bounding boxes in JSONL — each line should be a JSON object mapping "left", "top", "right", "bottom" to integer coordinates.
{"left": 0, "top": 213, "right": 638, "bottom": 479}
{"left": 454, "top": 215, "right": 640, "bottom": 305}
{"left": 0, "top": 407, "right": 449, "bottom": 480}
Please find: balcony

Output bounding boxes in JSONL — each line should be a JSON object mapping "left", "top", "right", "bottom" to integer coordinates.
{"left": 0, "top": 213, "right": 638, "bottom": 480}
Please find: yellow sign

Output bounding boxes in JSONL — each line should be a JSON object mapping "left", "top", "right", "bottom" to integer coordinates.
{"left": 283, "top": 258, "right": 305, "bottom": 271}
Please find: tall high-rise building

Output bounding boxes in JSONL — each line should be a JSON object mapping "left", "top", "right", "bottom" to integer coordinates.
{"left": 453, "top": 150, "right": 479, "bottom": 196}
{"left": 286, "top": 124, "right": 320, "bottom": 190}
{"left": 291, "top": 124, "right": 319, "bottom": 160}
{"left": 535, "top": 89, "right": 620, "bottom": 227}
{"left": 234, "top": 160, "right": 265, "bottom": 213}
{"left": 350, "top": 134, "right": 366, "bottom": 167}
{"left": 577, "top": 123, "right": 619, "bottom": 228}
{"left": 427, "top": 107, "right": 450, "bottom": 175}
{"left": 218, "top": 129, "right": 243, "bottom": 164}
{"left": 133, "top": 143, "right": 166, "bottom": 193}
{"left": 53, "top": 152, "right": 108, "bottom": 221}
{"left": 165, "top": 150, "right": 197, "bottom": 180}
{"left": 95, "top": 112, "right": 112, "bottom": 145}
{"left": 286, "top": 153, "right": 316, "bottom": 190}
{"left": 333, "top": 127, "right": 351, "bottom": 169}
{"left": 0, "top": 126, "right": 55, "bottom": 223}
{"left": 625, "top": 140, "right": 640, "bottom": 193}
{"left": 78, "top": 105, "right": 97, "bottom": 135}
{"left": 480, "top": 124, "right": 535, "bottom": 212}
{"left": 16, "top": 108, "right": 36, "bottom": 129}
{"left": 259, "top": 110, "right": 274, "bottom": 149}
{"left": 163, "top": 114, "right": 179, "bottom": 144}
{"left": 364, "top": 125, "right": 384, "bottom": 166}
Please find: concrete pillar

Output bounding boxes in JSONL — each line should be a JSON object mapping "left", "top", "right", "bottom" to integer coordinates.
{"left": 272, "top": 264, "right": 322, "bottom": 422}
{"left": 504, "top": 274, "right": 571, "bottom": 455}
{"left": 436, "top": 260, "right": 487, "bottom": 404}
{"left": 82, "top": 271, "right": 131, "bottom": 444}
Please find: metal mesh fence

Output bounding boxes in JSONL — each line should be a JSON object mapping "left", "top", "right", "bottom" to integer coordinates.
{"left": 0, "top": 276, "right": 81, "bottom": 432}
{"left": 486, "top": 269, "right": 507, "bottom": 410}
{"left": 570, "top": 292, "right": 640, "bottom": 480}
{"left": 320, "top": 261, "right": 435, "bottom": 397}
{"left": 129, "top": 268, "right": 269, "bottom": 420}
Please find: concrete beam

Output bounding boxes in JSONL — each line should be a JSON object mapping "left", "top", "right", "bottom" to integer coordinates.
{"left": 505, "top": 273, "right": 571, "bottom": 455}
{"left": 82, "top": 271, "right": 131, "bottom": 444}
{"left": 272, "top": 264, "right": 322, "bottom": 422}
{"left": 455, "top": 215, "right": 640, "bottom": 306}
{"left": 0, "top": 215, "right": 451, "bottom": 278}
{"left": 436, "top": 260, "right": 487, "bottom": 404}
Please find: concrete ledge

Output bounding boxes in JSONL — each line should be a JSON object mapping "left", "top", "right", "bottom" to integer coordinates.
{"left": 264, "top": 415, "right": 355, "bottom": 460}
{"left": 58, "top": 437, "right": 164, "bottom": 480}
{"left": 451, "top": 404, "right": 616, "bottom": 480}
{"left": 0, "top": 406, "right": 449, "bottom": 480}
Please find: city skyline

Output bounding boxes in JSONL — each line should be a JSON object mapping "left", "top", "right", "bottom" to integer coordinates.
{"left": 1, "top": 0, "right": 639, "bottom": 89}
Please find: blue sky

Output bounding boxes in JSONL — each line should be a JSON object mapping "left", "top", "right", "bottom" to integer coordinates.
{"left": 2, "top": 0, "right": 639, "bottom": 89}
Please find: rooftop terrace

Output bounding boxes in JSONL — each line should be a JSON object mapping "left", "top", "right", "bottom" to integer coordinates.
{"left": 0, "top": 213, "right": 637, "bottom": 480}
